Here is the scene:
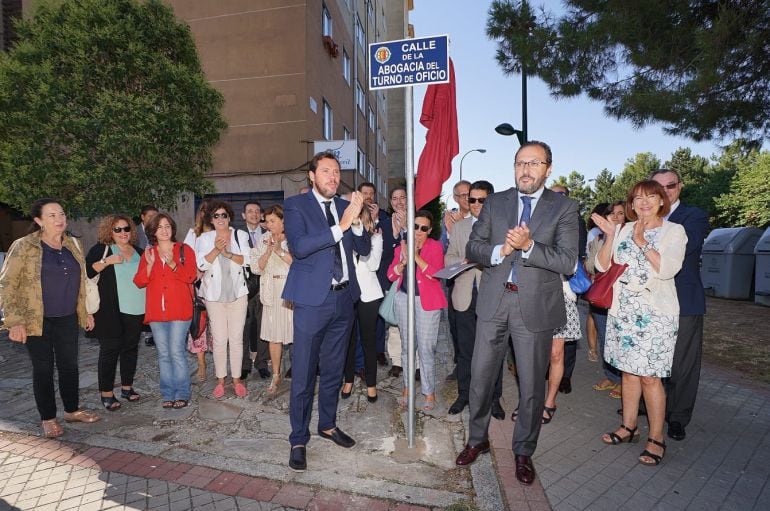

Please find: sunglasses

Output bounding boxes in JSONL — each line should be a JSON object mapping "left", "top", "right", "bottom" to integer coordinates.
{"left": 414, "top": 224, "right": 431, "bottom": 232}
{"left": 468, "top": 197, "right": 486, "bottom": 204}
{"left": 112, "top": 226, "right": 131, "bottom": 233}
{"left": 212, "top": 212, "right": 229, "bottom": 219}
{"left": 662, "top": 182, "right": 680, "bottom": 190}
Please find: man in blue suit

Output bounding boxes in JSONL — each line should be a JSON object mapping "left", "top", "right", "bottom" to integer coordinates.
{"left": 282, "top": 151, "right": 371, "bottom": 471}
{"left": 651, "top": 169, "right": 709, "bottom": 441}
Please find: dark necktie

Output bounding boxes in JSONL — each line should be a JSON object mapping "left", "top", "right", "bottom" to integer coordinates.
{"left": 509, "top": 195, "right": 533, "bottom": 283}
{"left": 323, "top": 201, "right": 344, "bottom": 281}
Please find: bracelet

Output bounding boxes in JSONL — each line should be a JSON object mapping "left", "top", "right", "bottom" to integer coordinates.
{"left": 640, "top": 243, "right": 651, "bottom": 254}
{"left": 100, "top": 258, "right": 107, "bottom": 265}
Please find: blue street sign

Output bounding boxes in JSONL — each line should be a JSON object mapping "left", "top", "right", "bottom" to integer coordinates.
{"left": 368, "top": 35, "right": 449, "bottom": 90}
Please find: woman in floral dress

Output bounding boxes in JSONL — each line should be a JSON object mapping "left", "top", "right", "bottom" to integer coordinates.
{"left": 592, "top": 180, "right": 686, "bottom": 466}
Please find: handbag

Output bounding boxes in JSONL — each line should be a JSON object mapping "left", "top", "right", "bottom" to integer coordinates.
{"left": 584, "top": 258, "right": 628, "bottom": 309}
{"left": 234, "top": 230, "right": 259, "bottom": 299}
{"left": 568, "top": 261, "right": 592, "bottom": 295}
{"left": 378, "top": 280, "right": 399, "bottom": 325}
{"left": 86, "top": 245, "right": 110, "bottom": 314}
{"left": 178, "top": 243, "right": 209, "bottom": 338}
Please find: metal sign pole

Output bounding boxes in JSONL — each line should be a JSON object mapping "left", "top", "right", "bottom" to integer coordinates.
{"left": 405, "top": 82, "right": 416, "bottom": 448}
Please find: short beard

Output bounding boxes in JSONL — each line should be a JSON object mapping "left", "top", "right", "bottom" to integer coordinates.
{"left": 516, "top": 177, "right": 544, "bottom": 195}
{"left": 314, "top": 184, "right": 337, "bottom": 199}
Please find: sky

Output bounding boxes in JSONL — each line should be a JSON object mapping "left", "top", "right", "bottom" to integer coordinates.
{"left": 408, "top": 0, "right": 726, "bottom": 209}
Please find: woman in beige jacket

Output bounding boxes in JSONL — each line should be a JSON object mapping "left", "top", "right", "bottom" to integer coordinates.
{"left": 592, "top": 181, "right": 686, "bottom": 467}
{"left": 0, "top": 198, "right": 99, "bottom": 438}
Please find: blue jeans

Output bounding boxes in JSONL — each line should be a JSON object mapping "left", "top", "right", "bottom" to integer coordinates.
{"left": 150, "top": 320, "right": 192, "bottom": 401}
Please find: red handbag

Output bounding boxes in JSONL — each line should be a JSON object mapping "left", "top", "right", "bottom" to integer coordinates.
{"left": 585, "top": 259, "right": 628, "bottom": 309}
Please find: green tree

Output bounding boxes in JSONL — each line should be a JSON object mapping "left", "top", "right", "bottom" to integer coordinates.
{"left": 665, "top": 147, "right": 719, "bottom": 217}
{"left": 486, "top": 0, "right": 770, "bottom": 142}
{"left": 611, "top": 153, "right": 661, "bottom": 200}
{"left": 0, "top": 0, "right": 226, "bottom": 218}
{"left": 551, "top": 171, "right": 592, "bottom": 215}
{"left": 712, "top": 142, "right": 765, "bottom": 227}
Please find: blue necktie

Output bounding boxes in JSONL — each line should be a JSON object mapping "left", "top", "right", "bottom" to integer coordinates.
{"left": 324, "top": 201, "right": 344, "bottom": 281}
{"left": 509, "top": 196, "right": 532, "bottom": 283}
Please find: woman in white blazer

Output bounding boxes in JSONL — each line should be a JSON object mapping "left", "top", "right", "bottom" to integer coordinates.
{"left": 341, "top": 207, "right": 384, "bottom": 403}
{"left": 195, "top": 201, "right": 251, "bottom": 399}
{"left": 593, "top": 180, "right": 686, "bottom": 467}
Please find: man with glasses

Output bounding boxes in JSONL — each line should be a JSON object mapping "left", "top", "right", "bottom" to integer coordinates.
{"left": 445, "top": 180, "right": 505, "bottom": 419}
{"left": 137, "top": 205, "right": 158, "bottom": 346}
{"left": 443, "top": 180, "right": 472, "bottom": 381}
{"left": 650, "top": 169, "right": 709, "bottom": 442}
{"left": 456, "top": 141, "right": 578, "bottom": 487}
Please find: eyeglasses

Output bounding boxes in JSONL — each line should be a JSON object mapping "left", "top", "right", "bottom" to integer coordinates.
{"left": 514, "top": 160, "right": 548, "bottom": 169}
{"left": 468, "top": 197, "right": 486, "bottom": 204}
{"left": 414, "top": 224, "right": 431, "bottom": 232}
{"left": 454, "top": 192, "right": 469, "bottom": 199}
{"left": 212, "top": 213, "right": 229, "bottom": 219}
{"left": 662, "top": 182, "right": 680, "bottom": 190}
{"left": 112, "top": 226, "right": 131, "bottom": 233}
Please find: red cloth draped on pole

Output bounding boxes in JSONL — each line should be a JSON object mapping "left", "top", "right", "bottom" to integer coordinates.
{"left": 414, "top": 58, "right": 459, "bottom": 210}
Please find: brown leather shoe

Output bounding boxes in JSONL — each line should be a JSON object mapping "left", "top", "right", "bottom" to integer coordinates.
{"left": 455, "top": 440, "right": 490, "bottom": 466}
{"left": 515, "top": 454, "right": 536, "bottom": 485}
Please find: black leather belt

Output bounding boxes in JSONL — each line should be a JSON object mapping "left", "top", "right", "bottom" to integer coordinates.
{"left": 330, "top": 281, "right": 350, "bottom": 291}
{"left": 504, "top": 282, "right": 519, "bottom": 292}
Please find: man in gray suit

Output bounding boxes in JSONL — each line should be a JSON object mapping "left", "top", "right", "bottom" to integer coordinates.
{"left": 455, "top": 141, "right": 578, "bottom": 486}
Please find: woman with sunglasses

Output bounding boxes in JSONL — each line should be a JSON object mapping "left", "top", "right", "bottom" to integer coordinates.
{"left": 86, "top": 215, "right": 145, "bottom": 410}
{"left": 387, "top": 210, "right": 446, "bottom": 411}
{"left": 0, "top": 198, "right": 99, "bottom": 437}
{"left": 195, "top": 201, "right": 251, "bottom": 399}
{"left": 183, "top": 199, "right": 214, "bottom": 382}
{"left": 133, "top": 213, "right": 197, "bottom": 409}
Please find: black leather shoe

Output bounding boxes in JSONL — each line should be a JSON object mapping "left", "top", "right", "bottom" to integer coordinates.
{"left": 455, "top": 440, "right": 490, "bottom": 466}
{"left": 558, "top": 378, "right": 572, "bottom": 394}
{"left": 515, "top": 455, "right": 536, "bottom": 485}
{"left": 257, "top": 367, "right": 271, "bottom": 379}
{"left": 415, "top": 369, "right": 421, "bottom": 382}
{"left": 448, "top": 399, "right": 467, "bottom": 415}
{"left": 377, "top": 353, "right": 388, "bottom": 366}
{"left": 318, "top": 427, "right": 355, "bottom": 448}
{"left": 289, "top": 446, "right": 306, "bottom": 472}
{"left": 388, "top": 366, "right": 402, "bottom": 378}
{"left": 667, "top": 421, "right": 686, "bottom": 441}
{"left": 340, "top": 385, "right": 353, "bottom": 399}
{"left": 144, "top": 336, "right": 155, "bottom": 347}
{"left": 491, "top": 399, "right": 505, "bottom": 421}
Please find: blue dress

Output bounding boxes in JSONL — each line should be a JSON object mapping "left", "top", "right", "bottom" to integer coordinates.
{"left": 605, "top": 227, "right": 678, "bottom": 377}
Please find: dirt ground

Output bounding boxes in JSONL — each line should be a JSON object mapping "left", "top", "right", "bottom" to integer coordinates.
{"left": 704, "top": 296, "right": 770, "bottom": 385}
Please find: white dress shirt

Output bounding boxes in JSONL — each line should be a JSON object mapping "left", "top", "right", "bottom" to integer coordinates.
{"left": 490, "top": 186, "right": 545, "bottom": 265}
{"left": 311, "top": 189, "right": 363, "bottom": 284}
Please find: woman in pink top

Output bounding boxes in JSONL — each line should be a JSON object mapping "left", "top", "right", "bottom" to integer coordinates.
{"left": 387, "top": 210, "right": 447, "bottom": 411}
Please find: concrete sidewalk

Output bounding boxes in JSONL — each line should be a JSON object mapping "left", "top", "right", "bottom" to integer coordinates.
{"left": 1, "top": 299, "right": 769, "bottom": 510}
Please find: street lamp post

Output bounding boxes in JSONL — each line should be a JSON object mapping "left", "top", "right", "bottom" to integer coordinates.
{"left": 459, "top": 148, "right": 487, "bottom": 181}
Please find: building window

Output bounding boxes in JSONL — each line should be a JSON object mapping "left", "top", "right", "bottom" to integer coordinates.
{"left": 342, "top": 48, "right": 351, "bottom": 85}
{"left": 358, "top": 148, "right": 366, "bottom": 176}
{"left": 323, "top": 100, "right": 333, "bottom": 140}
{"left": 322, "top": 4, "right": 332, "bottom": 37}
{"left": 343, "top": 127, "right": 350, "bottom": 140}
{"left": 368, "top": 107, "right": 376, "bottom": 132}
{"left": 356, "top": 82, "right": 365, "bottom": 112}
{"left": 368, "top": 162, "right": 375, "bottom": 183}
{"left": 355, "top": 15, "right": 365, "bottom": 48}
{"left": 367, "top": 1, "right": 374, "bottom": 24}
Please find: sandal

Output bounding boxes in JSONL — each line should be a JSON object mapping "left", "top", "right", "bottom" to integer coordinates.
{"left": 162, "top": 401, "right": 174, "bottom": 409}
{"left": 41, "top": 419, "right": 63, "bottom": 438}
{"left": 234, "top": 382, "right": 248, "bottom": 398}
{"left": 587, "top": 349, "right": 599, "bottom": 362}
{"left": 63, "top": 409, "right": 100, "bottom": 423}
{"left": 608, "top": 386, "right": 622, "bottom": 399}
{"left": 397, "top": 391, "right": 409, "bottom": 410}
{"left": 120, "top": 388, "right": 141, "bottom": 402}
{"left": 267, "top": 375, "right": 281, "bottom": 394}
{"left": 592, "top": 380, "right": 616, "bottom": 391}
{"left": 101, "top": 395, "right": 122, "bottom": 411}
{"left": 172, "top": 400, "right": 188, "bottom": 409}
{"left": 213, "top": 383, "right": 225, "bottom": 399}
{"left": 422, "top": 395, "right": 436, "bottom": 412}
{"left": 542, "top": 406, "right": 556, "bottom": 424}
{"left": 602, "top": 424, "right": 639, "bottom": 445}
{"left": 639, "top": 438, "right": 667, "bottom": 466}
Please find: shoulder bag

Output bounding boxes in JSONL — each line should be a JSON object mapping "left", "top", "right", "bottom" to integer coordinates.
{"left": 179, "top": 243, "right": 209, "bottom": 339}
{"left": 86, "top": 244, "right": 110, "bottom": 314}
{"left": 584, "top": 258, "right": 628, "bottom": 309}
{"left": 568, "top": 261, "right": 592, "bottom": 295}
{"left": 234, "top": 230, "right": 259, "bottom": 299}
{"left": 378, "top": 280, "right": 399, "bottom": 325}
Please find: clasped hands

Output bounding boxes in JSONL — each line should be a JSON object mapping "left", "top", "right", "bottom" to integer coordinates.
{"left": 500, "top": 222, "right": 532, "bottom": 257}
